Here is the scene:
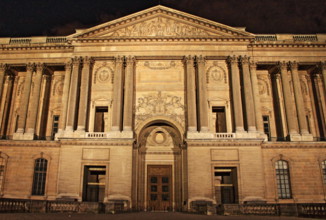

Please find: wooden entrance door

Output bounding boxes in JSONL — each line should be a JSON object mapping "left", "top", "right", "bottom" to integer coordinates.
{"left": 147, "top": 165, "right": 172, "bottom": 211}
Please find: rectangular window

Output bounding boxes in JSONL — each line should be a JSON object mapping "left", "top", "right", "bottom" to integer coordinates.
{"left": 83, "top": 166, "right": 106, "bottom": 202}
{"left": 51, "top": 115, "right": 60, "bottom": 140}
{"left": 275, "top": 160, "right": 292, "bottom": 199}
{"left": 322, "top": 161, "right": 326, "bottom": 184}
{"left": 212, "top": 107, "right": 227, "bottom": 133}
{"left": 214, "top": 167, "right": 238, "bottom": 204}
{"left": 263, "top": 115, "right": 271, "bottom": 141}
{"left": 32, "top": 158, "right": 48, "bottom": 196}
{"left": 94, "top": 107, "right": 108, "bottom": 132}
{"left": 0, "top": 158, "right": 5, "bottom": 194}
{"left": 306, "top": 115, "right": 311, "bottom": 133}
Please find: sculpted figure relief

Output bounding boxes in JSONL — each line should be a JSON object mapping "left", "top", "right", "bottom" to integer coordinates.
{"left": 136, "top": 91, "right": 185, "bottom": 127}
{"left": 106, "top": 17, "right": 214, "bottom": 37}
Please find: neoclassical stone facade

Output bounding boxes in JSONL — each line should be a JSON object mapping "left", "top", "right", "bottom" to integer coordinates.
{"left": 0, "top": 6, "right": 325, "bottom": 212}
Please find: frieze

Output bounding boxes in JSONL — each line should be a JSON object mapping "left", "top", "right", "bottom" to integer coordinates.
{"left": 144, "top": 61, "right": 176, "bottom": 70}
{"left": 135, "top": 91, "right": 185, "bottom": 127}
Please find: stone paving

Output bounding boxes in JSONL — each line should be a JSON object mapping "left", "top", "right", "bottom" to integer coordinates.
{"left": 0, "top": 212, "right": 323, "bottom": 220}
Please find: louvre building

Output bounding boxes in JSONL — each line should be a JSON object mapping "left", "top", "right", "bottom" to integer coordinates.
{"left": 0, "top": 5, "right": 325, "bottom": 214}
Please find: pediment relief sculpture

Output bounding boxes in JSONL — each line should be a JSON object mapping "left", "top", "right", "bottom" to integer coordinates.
{"left": 102, "top": 16, "right": 219, "bottom": 38}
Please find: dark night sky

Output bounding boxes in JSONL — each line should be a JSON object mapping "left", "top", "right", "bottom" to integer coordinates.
{"left": 0, "top": 0, "right": 326, "bottom": 37}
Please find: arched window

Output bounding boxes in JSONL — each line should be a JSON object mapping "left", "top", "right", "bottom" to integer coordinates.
{"left": 32, "top": 158, "right": 48, "bottom": 196}
{"left": 275, "top": 160, "right": 292, "bottom": 199}
{"left": 322, "top": 160, "right": 326, "bottom": 184}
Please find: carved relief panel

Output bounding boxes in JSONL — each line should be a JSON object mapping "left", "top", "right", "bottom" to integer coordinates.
{"left": 135, "top": 60, "right": 185, "bottom": 129}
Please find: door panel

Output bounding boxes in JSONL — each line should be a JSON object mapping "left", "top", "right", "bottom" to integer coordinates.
{"left": 147, "top": 165, "right": 172, "bottom": 211}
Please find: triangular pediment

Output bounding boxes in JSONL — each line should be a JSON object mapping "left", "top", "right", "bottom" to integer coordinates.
{"left": 72, "top": 5, "right": 254, "bottom": 39}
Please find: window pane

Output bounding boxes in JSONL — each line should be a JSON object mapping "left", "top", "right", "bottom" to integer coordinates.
{"left": 275, "top": 160, "right": 292, "bottom": 199}
{"left": 32, "top": 158, "right": 48, "bottom": 195}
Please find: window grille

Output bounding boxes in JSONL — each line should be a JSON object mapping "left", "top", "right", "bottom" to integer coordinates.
{"left": 275, "top": 160, "right": 292, "bottom": 199}
{"left": 51, "top": 115, "right": 60, "bottom": 139}
{"left": 32, "top": 158, "right": 48, "bottom": 196}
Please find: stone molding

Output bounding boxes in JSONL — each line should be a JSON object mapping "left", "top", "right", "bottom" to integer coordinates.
{"left": 60, "top": 140, "right": 134, "bottom": 146}
{"left": 262, "top": 143, "right": 326, "bottom": 149}
{"left": 0, "top": 141, "right": 60, "bottom": 148}
{"left": 186, "top": 140, "right": 262, "bottom": 147}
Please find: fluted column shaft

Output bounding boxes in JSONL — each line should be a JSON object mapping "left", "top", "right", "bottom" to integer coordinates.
{"left": 241, "top": 56, "right": 256, "bottom": 132}
{"left": 58, "top": 61, "right": 72, "bottom": 132}
{"left": 279, "top": 61, "right": 297, "bottom": 134}
{"left": 0, "top": 64, "right": 7, "bottom": 101}
{"left": 112, "top": 57, "right": 124, "bottom": 131}
{"left": 123, "top": 56, "right": 135, "bottom": 131}
{"left": 197, "top": 56, "right": 208, "bottom": 131}
{"left": 16, "top": 63, "right": 34, "bottom": 133}
{"left": 229, "top": 56, "right": 244, "bottom": 132}
{"left": 66, "top": 57, "right": 80, "bottom": 131}
{"left": 289, "top": 61, "right": 309, "bottom": 134}
{"left": 0, "top": 75, "right": 12, "bottom": 132}
{"left": 185, "top": 56, "right": 197, "bottom": 131}
{"left": 77, "top": 57, "right": 93, "bottom": 131}
{"left": 26, "top": 63, "right": 44, "bottom": 134}
{"left": 250, "top": 61, "right": 264, "bottom": 133}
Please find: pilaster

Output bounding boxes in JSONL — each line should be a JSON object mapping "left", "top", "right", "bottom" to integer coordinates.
{"left": 66, "top": 57, "right": 81, "bottom": 132}
{"left": 123, "top": 56, "right": 135, "bottom": 132}
{"left": 240, "top": 56, "right": 256, "bottom": 132}
{"left": 77, "top": 57, "right": 93, "bottom": 132}
{"left": 185, "top": 56, "right": 197, "bottom": 132}
{"left": 249, "top": 61, "right": 264, "bottom": 134}
{"left": 0, "top": 64, "right": 7, "bottom": 102}
{"left": 228, "top": 56, "right": 244, "bottom": 132}
{"left": 111, "top": 56, "right": 124, "bottom": 131}
{"left": 321, "top": 61, "right": 326, "bottom": 97}
{"left": 57, "top": 61, "right": 72, "bottom": 134}
{"left": 196, "top": 55, "right": 208, "bottom": 132}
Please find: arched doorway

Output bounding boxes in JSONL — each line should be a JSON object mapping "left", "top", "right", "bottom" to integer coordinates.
{"left": 132, "top": 120, "right": 187, "bottom": 211}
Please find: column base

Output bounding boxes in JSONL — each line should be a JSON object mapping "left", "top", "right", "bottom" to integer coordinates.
{"left": 106, "top": 131, "right": 133, "bottom": 139}
{"left": 186, "top": 131, "right": 215, "bottom": 139}
{"left": 288, "top": 133, "right": 313, "bottom": 141}
{"left": 12, "top": 132, "right": 34, "bottom": 140}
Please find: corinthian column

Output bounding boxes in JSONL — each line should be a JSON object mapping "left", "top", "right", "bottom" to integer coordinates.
{"left": 279, "top": 61, "right": 298, "bottom": 135}
{"left": 250, "top": 61, "right": 264, "bottom": 133}
{"left": 66, "top": 57, "right": 81, "bottom": 132}
{"left": 77, "top": 57, "right": 93, "bottom": 131}
{"left": 111, "top": 56, "right": 124, "bottom": 131}
{"left": 0, "top": 64, "right": 7, "bottom": 100}
{"left": 197, "top": 56, "right": 208, "bottom": 132}
{"left": 123, "top": 56, "right": 135, "bottom": 131}
{"left": 185, "top": 56, "right": 197, "bottom": 131}
{"left": 16, "top": 63, "right": 34, "bottom": 134}
{"left": 25, "top": 63, "right": 44, "bottom": 135}
{"left": 228, "top": 56, "right": 244, "bottom": 132}
{"left": 289, "top": 61, "right": 309, "bottom": 134}
{"left": 58, "top": 61, "right": 72, "bottom": 133}
{"left": 240, "top": 56, "right": 256, "bottom": 132}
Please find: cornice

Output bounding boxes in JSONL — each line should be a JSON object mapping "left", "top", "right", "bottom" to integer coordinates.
{"left": 73, "top": 37, "right": 252, "bottom": 43}
{"left": 0, "top": 45, "right": 74, "bottom": 51}
{"left": 262, "top": 142, "right": 326, "bottom": 149}
{"left": 249, "top": 43, "right": 326, "bottom": 49}
{"left": 0, "top": 140, "right": 60, "bottom": 148}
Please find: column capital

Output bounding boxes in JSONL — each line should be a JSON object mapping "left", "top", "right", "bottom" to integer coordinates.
{"left": 83, "top": 56, "right": 94, "bottom": 66}
{"left": 288, "top": 61, "right": 298, "bottom": 70}
{"left": 320, "top": 61, "right": 326, "bottom": 70}
{"left": 65, "top": 61, "right": 72, "bottom": 71}
{"left": 249, "top": 60, "right": 257, "bottom": 70}
{"left": 184, "top": 55, "right": 194, "bottom": 65}
{"left": 278, "top": 61, "right": 288, "bottom": 72}
{"left": 125, "top": 56, "right": 135, "bottom": 64}
{"left": 0, "top": 64, "right": 7, "bottom": 72}
{"left": 4, "top": 75, "right": 12, "bottom": 83}
{"left": 227, "top": 55, "right": 238, "bottom": 65}
{"left": 115, "top": 56, "right": 124, "bottom": 64}
{"left": 240, "top": 55, "right": 250, "bottom": 66}
{"left": 72, "top": 57, "right": 81, "bottom": 66}
{"left": 196, "top": 55, "right": 206, "bottom": 64}
{"left": 35, "top": 63, "right": 45, "bottom": 73}
{"left": 26, "top": 63, "right": 35, "bottom": 72}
